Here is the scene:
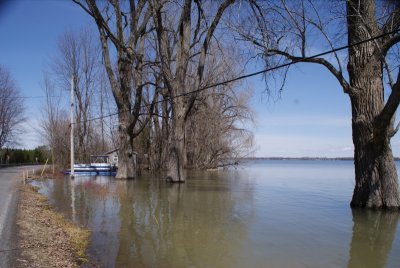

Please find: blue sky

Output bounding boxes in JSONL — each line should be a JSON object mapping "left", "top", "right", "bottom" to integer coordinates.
{"left": 0, "top": 0, "right": 93, "bottom": 147}
{"left": 1, "top": 0, "right": 399, "bottom": 157}
{"left": 249, "top": 63, "right": 354, "bottom": 157}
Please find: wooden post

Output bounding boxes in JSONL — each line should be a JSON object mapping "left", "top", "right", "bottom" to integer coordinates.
{"left": 41, "top": 158, "right": 49, "bottom": 177}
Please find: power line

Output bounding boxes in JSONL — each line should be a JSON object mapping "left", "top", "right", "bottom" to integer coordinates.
{"left": 46, "top": 28, "right": 400, "bottom": 124}
{"left": 15, "top": 95, "right": 62, "bottom": 99}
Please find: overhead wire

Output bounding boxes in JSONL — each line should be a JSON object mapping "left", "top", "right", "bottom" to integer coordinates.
{"left": 19, "top": 28, "right": 400, "bottom": 124}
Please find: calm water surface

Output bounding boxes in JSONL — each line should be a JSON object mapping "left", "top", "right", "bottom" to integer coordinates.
{"left": 36, "top": 160, "right": 400, "bottom": 268}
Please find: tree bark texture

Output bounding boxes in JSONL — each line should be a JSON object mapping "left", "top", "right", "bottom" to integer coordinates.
{"left": 347, "top": 0, "right": 400, "bottom": 209}
{"left": 115, "top": 111, "right": 137, "bottom": 179}
{"left": 166, "top": 103, "right": 185, "bottom": 182}
{"left": 349, "top": 83, "right": 400, "bottom": 208}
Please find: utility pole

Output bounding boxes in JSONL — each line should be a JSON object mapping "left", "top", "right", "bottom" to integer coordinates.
{"left": 70, "top": 76, "right": 75, "bottom": 177}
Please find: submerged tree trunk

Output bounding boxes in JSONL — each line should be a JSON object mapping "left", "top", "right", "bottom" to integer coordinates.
{"left": 350, "top": 85, "right": 400, "bottom": 208}
{"left": 166, "top": 135, "right": 185, "bottom": 182}
{"left": 347, "top": 0, "right": 400, "bottom": 209}
{"left": 115, "top": 113, "right": 136, "bottom": 179}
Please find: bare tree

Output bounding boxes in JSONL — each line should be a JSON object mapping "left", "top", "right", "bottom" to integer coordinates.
{"left": 239, "top": 0, "right": 400, "bottom": 209}
{"left": 185, "top": 44, "right": 255, "bottom": 169}
{"left": 52, "top": 28, "right": 100, "bottom": 163}
{"left": 73, "top": 0, "right": 157, "bottom": 179}
{"left": 152, "top": 0, "right": 235, "bottom": 182}
{"left": 0, "top": 65, "right": 25, "bottom": 150}
{"left": 186, "top": 86, "right": 254, "bottom": 169}
{"left": 40, "top": 75, "right": 70, "bottom": 169}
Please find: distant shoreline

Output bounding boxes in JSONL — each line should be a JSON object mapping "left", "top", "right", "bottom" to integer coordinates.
{"left": 245, "top": 157, "right": 400, "bottom": 161}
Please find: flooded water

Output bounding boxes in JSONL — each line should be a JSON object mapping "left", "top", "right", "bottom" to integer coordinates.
{"left": 35, "top": 160, "right": 400, "bottom": 268}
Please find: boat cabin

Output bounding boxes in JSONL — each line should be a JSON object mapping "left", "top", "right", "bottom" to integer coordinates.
{"left": 103, "top": 149, "right": 138, "bottom": 168}
{"left": 104, "top": 149, "right": 119, "bottom": 167}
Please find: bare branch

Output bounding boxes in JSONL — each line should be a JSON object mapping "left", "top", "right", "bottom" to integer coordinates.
{"left": 186, "top": 0, "right": 235, "bottom": 119}
{"left": 377, "top": 66, "right": 400, "bottom": 132}
{"left": 74, "top": 0, "right": 120, "bottom": 48}
{"left": 382, "top": 5, "right": 400, "bottom": 34}
{"left": 382, "top": 34, "right": 400, "bottom": 56}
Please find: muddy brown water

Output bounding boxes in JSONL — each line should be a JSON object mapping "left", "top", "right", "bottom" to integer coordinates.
{"left": 34, "top": 160, "right": 400, "bottom": 268}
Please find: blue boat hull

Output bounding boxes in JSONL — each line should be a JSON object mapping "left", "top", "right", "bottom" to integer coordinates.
{"left": 64, "top": 170, "right": 117, "bottom": 176}
{"left": 65, "top": 164, "right": 117, "bottom": 176}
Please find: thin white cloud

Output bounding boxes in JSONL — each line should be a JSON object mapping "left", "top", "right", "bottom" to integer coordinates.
{"left": 254, "top": 133, "right": 353, "bottom": 157}
{"left": 255, "top": 115, "right": 351, "bottom": 130}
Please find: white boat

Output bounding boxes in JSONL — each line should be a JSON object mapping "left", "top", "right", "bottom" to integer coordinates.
{"left": 65, "top": 155, "right": 117, "bottom": 176}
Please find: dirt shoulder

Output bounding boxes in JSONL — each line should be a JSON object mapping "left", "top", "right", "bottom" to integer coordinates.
{"left": 16, "top": 183, "right": 90, "bottom": 268}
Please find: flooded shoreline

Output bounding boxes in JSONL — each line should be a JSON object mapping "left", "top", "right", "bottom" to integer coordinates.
{"left": 35, "top": 160, "right": 400, "bottom": 268}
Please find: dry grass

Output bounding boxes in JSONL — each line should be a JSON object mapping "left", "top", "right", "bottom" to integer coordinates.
{"left": 16, "top": 184, "right": 90, "bottom": 267}
{"left": 42, "top": 205, "right": 90, "bottom": 262}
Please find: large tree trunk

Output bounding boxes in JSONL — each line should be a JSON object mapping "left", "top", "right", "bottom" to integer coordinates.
{"left": 115, "top": 113, "right": 136, "bottom": 179}
{"left": 167, "top": 99, "right": 186, "bottom": 182}
{"left": 350, "top": 89, "right": 400, "bottom": 208}
{"left": 347, "top": 0, "right": 400, "bottom": 208}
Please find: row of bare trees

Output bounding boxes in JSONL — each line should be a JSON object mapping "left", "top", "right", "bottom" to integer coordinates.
{"left": 41, "top": 1, "right": 254, "bottom": 180}
{"left": 70, "top": 0, "right": 250, "bottom": 181}
{"left": 39, "top": 0, "right": 400, "bottom": 209}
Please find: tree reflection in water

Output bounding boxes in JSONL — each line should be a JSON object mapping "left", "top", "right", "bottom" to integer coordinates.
{"left": 113, "top": 171, "right": 252, "bottom": 267}
{"left": 348, "top": 209, "right": 399, "bottom": 268}
{"left": 36, "top": 164, "right": 400, "bottom": 267}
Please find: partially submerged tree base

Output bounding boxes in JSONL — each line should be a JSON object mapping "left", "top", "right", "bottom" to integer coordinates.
{"left": 350, "top": 164, "right": 400, "bottom": 211}
{"left": 165, "top": 140, "right": 186, "bottom": 182}
{"left": 165, "top": 176, "right": 186, "bottom": 183}
{"left": 350, "top": 203, "right": 400, "bottom": 211}
{"left": 115, "top": 153, "right": 136, "bottom": 179}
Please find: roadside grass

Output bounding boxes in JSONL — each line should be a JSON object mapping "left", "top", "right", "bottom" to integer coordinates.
{"left": 20, "top": 184, "right": 90, "bottom": 265}
{"left": 42, "top": 207, "right": 90, "bottom": 263}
